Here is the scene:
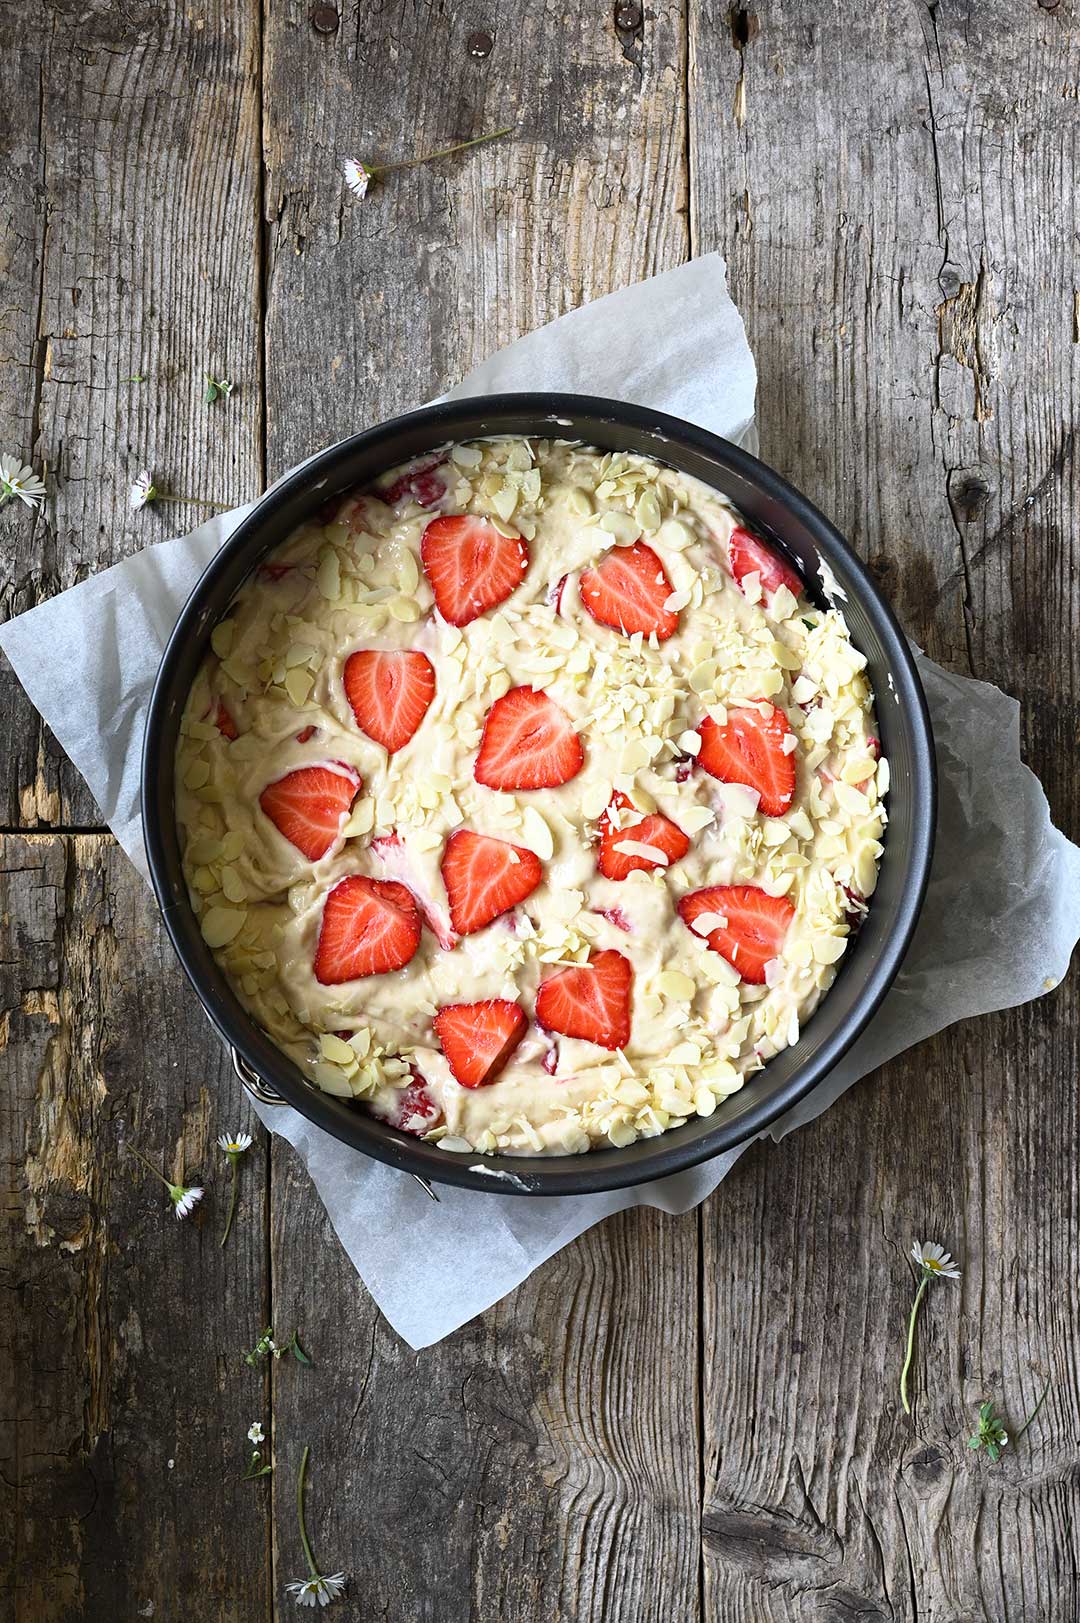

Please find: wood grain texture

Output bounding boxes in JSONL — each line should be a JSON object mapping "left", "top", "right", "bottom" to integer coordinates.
{"left": 0, "top": 836, "right": 271, "bottom": 1619}
{"left": 0, "top": 2, "right": 264, "bottom": 827}
{"left": 690, "top": 1, "right": 1080, "bottom": 1617}
{"left": 2, "top": 0, "right": 1078, "bottom": 1617}
{"left": 262, "top": 3, "right": 700, "bottom": 1616}
{"left": 261, "top": 0, "right": 689, "bottom": 477}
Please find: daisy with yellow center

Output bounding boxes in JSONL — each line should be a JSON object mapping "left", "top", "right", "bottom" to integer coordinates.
{"left": 901, "top": 1238, "right": 962, "bottom": 1413}
{"left": 218, "top": 1128, "right": 255, "bottom": 1247}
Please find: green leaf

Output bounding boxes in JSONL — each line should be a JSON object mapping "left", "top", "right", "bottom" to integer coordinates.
{"left": 204, "top": 376, "right": 220, "bottom": 405}
{"left": 968, "top": 1435, "right": 981, "bottom": 1450}
{"left": 291, "top": 1332, "right": 312, "bottom": 1366}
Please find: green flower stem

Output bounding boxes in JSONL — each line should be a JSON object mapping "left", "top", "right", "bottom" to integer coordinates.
{"left": 296, "top": 1445, "right": 319, "bottom": 1581}
{"left": 1016, "top": 1377, "right": 1051, "bottom": 1440}
{"left": 370, "top": 127, "right": 513, "bottom": 177}
{"left": 127, "top": 1144, "right": 170, "bottom": 1188}
{"left": 900, "top": 1274, "right": 929, "bottom": 1414}
{"left": 156, "top": 494, "right": 231, "bottom": 511}
{"left": 220, "top": 1155, "right": 240, "bottom": 1248}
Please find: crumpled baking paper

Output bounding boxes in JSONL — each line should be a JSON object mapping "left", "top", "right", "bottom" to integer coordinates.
{"left": 3, "top": 254, "right": 1077, "bottom": 1348}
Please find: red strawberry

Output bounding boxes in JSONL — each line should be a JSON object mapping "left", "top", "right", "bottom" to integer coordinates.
{"left": 314, "top": 875, "right": 421, "bottom": 983}
{"left": 420, "top": 514, "right": 529, "bottom": 626}
{"left": 698, "top": 703, "right": 797, "bottom": 817}
{"left": 677, "top": 884, "right": 794, "bottom": 984}
{"left": 597, "top": 790, "right": 690, "bottom": 880}
{"left": 343, "top": 649, "right": 436, "bottom": 754}
{"left": 207, "top": 700, "right": 238, "bottom": 740}
{"left": 296, "top": 725, "right": 317, "bottom": 743}
{"left": 548, "top": 573, "right": 569, "bottom": 613}
{"left": 375, "top": 1070, "right": 441, "bottom": 1135}
{"left": 579, "top": 541, "right": 679, "bottom": 640}
{"left": 433, "top": 999, "right": 527, "bottom": 1088}
{"left": 595, "top": 906, "right": 631, "bottom": 933}
{"left": 440, "top": 829, "right": 543, "bottom": 936}
{"left": 535, "top": 950, "right": 633, "bottom": 1050}
{"left": 474, "top": 686, "right": 584, "bottom": 791}
{"left": 728, "top": 526, "right": 803, "bottom": 600}
{"left": 370, "top": 831, "right": 457, "bottom": 950}
{"left": 259, "top": 561, "right": 294, "bottom": 582}
{"left": 259, "top": 765, "right": 360, "bottom": 861}
{"left": 380, "top": 454, "right": 448, "bottom": 508}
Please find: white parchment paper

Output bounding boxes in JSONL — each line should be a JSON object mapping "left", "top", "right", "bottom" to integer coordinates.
{"left": 3, "top": 255, "right": 1077, "bottom": 1348}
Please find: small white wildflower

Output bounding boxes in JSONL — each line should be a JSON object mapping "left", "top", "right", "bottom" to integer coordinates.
{"left": 0, "top": 453, "right": 47, "bottom": 510}
{"left": 248, "top": 1421, "right": 265, "bottom": 1445}
{"left": 341, "top": 159, "right": 371, "bottom": 200}
{"left": 130, "top": 469, "right": 157, "bottom": 510}
{"left": 204, "top": 374, "right": 234, "bottom": 405}
{"left": 287, "top": 1573, "right": 347, "bottom": 1609}
{"left": 171, "top": 1184, "right": 204, "bottom": 1220}
{"left": 911, "top": 1240, "right": 961, "bottom": 1280}
{"left": 218, "top": 1131, "right": 254, "bottom": 1157}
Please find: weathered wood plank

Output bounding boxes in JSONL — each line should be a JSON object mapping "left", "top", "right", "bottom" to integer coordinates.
{"left": 690, "top": 1, "right": 1080, "bottom": 1616}
{"left": 0, "top": 5, "right": 264, "bottom": 827}
{"left": 262, "top": 3, "right": 699, "bottom": 1617}
{"left": 269, "top": 1173, "right": 702, "bottom": 1621}
{"left": 0, "top": 834, "right": 271, "bottom": 1619}
{"left": 261, "top": 0, "right": 690, "bottom": 478}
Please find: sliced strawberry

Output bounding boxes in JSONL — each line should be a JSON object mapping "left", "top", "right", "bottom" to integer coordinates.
{"left": 314, "top": 875, "right": 421, "bottom": 983}
{"left": 296, "top": 725, "right": 317, "bottom": 743}
{"left": 204, "top": 699, "right": 239, "bottom": 740}
{"left": 343, "top": 648, "right": 436, "bottom": 754}
{"left": 541, "top": 1044, "right": 559, "bottom": 1076}
{"left": 259, "top": 765, "right": 360, "bottom": 861}
{"left": 259, "top": 561, "right": 294, "bottom": 582}
{"left": 595, "top": 906, "right": 631, "bottom": 933}
{"left": 433, "top": 999, "right": 527, "bottom": 1088}
{"left": 597, "top": 790, "right": 690, "bottom": 880}
{"left": 370, "top": 831, "right": 457, "bottom": 951}
{"left": 474, "top": 686, "right": 584, "bottom": 791}
{"left": 374, "top": 1070, "right": 441, "bottom": 1135}
{"left": 579, "top": 541, "right": 678, "bottom": 641}
{"left": 535, "top": 950, "right": 633, "bottom": 1051}
{"left": 379, "top": 454, "right": 449, "bottom": 509}
{"left": 677, "top": 884, "right": 794, "bottom": 984}
{"left": 728, "top": 526, "right": 803, "bottom": 600}
{"left": 440, "top": 829, "right": 543, "bottom": 936}
{"left": 548, "top": 573, "right": 569, "bottom": 613}
{"left": 698, "top": 703, "right": 797, "bottom": 817}
{"left": 420, "top": 514, "right": 529, "bottom": 626}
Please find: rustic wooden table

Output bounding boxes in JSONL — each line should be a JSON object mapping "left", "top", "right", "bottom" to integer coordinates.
{"left": 3, "top": 2, "right": 1077, "bottom": 1618}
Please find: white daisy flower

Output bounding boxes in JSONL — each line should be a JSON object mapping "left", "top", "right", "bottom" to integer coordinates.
{"left": 342, "top": 158, "right": 371, "bottom": 200}
{"left": 171, "top": 1183, "right": 204, "bottom": 1220}
{"left": 248, "top": 1421, "right": 265, "bottom": 1445}
{"left": 130, "top": 469, "right": 157, "bottom": 510}
{"left": 286, "top": 1573, "right": 347, "bottom": 1608}
{"left": 218, "top": 1131, "right": 254, "bottom": 1156}
{"left": 911, "top": 1240, "right": 961, "bottom": 1280}
{"left": 0, "top": 453, "right": 47, "bottom": 510}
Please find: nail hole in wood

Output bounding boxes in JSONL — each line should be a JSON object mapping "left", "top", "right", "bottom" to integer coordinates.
{"left": 310, "top": 4, "right": 339, "bottom": 34}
